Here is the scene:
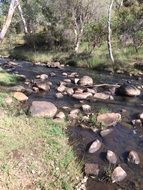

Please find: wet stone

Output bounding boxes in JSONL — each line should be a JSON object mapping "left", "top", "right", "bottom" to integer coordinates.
{"left": 36, "top": 74, "right": 48, "bottom": 80}
{"left": 50, "top": 72, "right": 56, "bottom": 77}
{"left": 82, "top": 104, "right": 91, "bottom": 112}
{"left": 85, "top": 163, "right": 99, "bottom": 176}
{"left": 128, "top": 150, "right": 140, "bottom": 165}
{"left": 112, "top": 166, "right": 127, "bottom": 183}
{"left": 100, "top": 128, "right": 113, "bottom": 137}
{"left": 94, "top": 93, "right": 111, "bottom": 100}
{"left": 116, "top": 84, "right": 141, "bottom": 97}
{"left": 57, "top": 85, "right": 66, "bottom": 92}
{"left": 72, "top": 92, "right": 92, "bottom": 100}
{"left": 35, "top": 81, "right": 50, "bottom": 91}
{"left": 55, "top": 93, "right": 64, "bottom": 99}
{"left": 55, "top": 112, "right": 65, "bottom": 119}
{"left": 132, "top": 119, "right": 142, "bottom": 127}
{"left": 88, "top": 139, "right": 102, "bottom": 153}
{"left": 139, "top": 112, "right": 143, "bottom": 121}
{"left": 66, "top": 88, "right": 74, "bottom": 95}
{"left": 106, "top": 150, "right": 117, "bottom": 164}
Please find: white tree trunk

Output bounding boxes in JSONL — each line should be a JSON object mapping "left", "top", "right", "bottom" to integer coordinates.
{"left": 17, "top": 0, "right": 28, "bottom": 33}
{"left": 120, "top": 0, "right": 123, "bottom": 7}
{"left": 75, "top": 38, "right": 81, "bottom": 53}
{"left": 0, "top": 0, "right": 18, "bottom": 42}
{"left": 107, "top": 0, "right": 114, "bottom": 63}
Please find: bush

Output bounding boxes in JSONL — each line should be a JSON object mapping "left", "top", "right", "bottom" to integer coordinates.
{"left": 24, "top": 30, "right": 73, "bottom": 51}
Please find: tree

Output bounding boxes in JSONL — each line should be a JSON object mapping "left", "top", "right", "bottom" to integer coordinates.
{"left": 107, "top": 0, "right": 115, "bottom": 63}
{"left": 0, "top": 0, "right": 18, "bottom": 42}
{"left": 17, "top": 0, "right": 28, "bottom": 34}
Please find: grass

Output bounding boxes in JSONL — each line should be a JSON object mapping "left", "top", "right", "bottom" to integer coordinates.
{"left": 10, "top": 47, "right": 69, "bottom": 63}
{"left": 0, "top": 116, "right": 82, "bottom": 190}
{"left": 0, "top": 92, "right": 9, "bottom": 107}
{"left": 0, "top": 68, "right": 23, "bottom": 86}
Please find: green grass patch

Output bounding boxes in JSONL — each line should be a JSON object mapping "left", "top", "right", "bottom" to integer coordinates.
{"left": 0, "top": 116, "right": 82, "bottom": 190}
{"left": 11, "top": 47, "right": 69, "bottom": 63}
{"left": 0, "top": 68, "right": 22, "bottom": 86}
{"left": 0, "top": 92, "right": 9, "bottom": 107}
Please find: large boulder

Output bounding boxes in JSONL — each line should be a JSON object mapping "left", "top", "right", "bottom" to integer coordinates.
{"left": 79, "top": 76, "right": 93, "bottom": 86}
{"left": 30, "top": 101, "right": 57, "bottom": 117}
{"left": 116, "top": 84, "right": 141, "bottom": 97}
{"left": 97, "top": 112, "right": 121, "bottom": 127}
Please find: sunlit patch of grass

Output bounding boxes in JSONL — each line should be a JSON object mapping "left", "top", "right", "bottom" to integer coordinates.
{"left": 11, "top": 48, "right": 69, "bottom": 63}
{"left": 0, "top": 116, "right": 82, "bottom": 189}
{"left": 0, "top": 69, "right": 22, "bottom": 86}
{"left": 0, "top": 92, "right": 9, "bottom": 107}
{"left": 98, "top": 107, "right": 110, "bottom": 114}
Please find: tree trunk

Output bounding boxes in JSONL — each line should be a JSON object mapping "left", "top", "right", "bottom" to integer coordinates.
{"left": 75, "top": 36, "right": 82, "bottom": 53}
{"left": 107, "top": 0, "right": 114, "bottom": 63}
{"left": 17, "top": 0, "right": 28, "bottom": 34}
{"left": 0, "top": 0, "right": 18, "bottom": 43}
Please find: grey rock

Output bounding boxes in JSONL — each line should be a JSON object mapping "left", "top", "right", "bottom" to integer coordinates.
{"left": 100, "top": 128, "right": 113, "bottom": 137}
{"left": 88, "top": 139, "right": 102, "bottom": 153}
{"left": 73, "top": 92, "right": 92, "bottom": 100}
{"left": 79, "top": 76, "right": 93, "bottom": 86}
{"left": 55, "top": 112, "right": 65, "bottom": 119}
{"left": 85, "top": 163, "right": 99, "bottom": 176}
{"left": 112, "top": 166, "right": 127, "bottom": 183}
{"left": 107, "top": 150, "right": 117, "bottom": 164}
{"left": 116, "top": 84, "right": 141, "bottom": 97}
{"left": 128, "top": 150, "right": 140, "bottom": 165}
{"left": 55, "top": 93, "right": 64, "bottom": 99}
{"left": 35, "top": 81, "right": 50, "bottom": 91}
{"left": 30, "top": 101, "right": 57, "bottom": 118}
{"left": 97, "top": 112, "right": 121, "bottom": 127}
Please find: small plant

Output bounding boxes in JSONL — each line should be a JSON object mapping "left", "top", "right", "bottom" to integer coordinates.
{"left": 98, "top": 107, "right": 110, "bottom": 114}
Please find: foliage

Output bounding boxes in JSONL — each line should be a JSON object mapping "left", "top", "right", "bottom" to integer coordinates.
{"left": 113, "top": 1, "right": 143, "bottom": 50}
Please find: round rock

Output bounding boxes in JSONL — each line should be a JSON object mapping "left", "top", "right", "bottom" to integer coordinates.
{"left": 13, "top": 92, "right": 28, "bottom": 102}
{"left": 30, "top": 101, "right": 57, "bottom": 118}
{"left": 85, "top": 163, "right": 99, "bottom": 176}
{"left": 97, "top": 112, "right": 121, "bottom": 127}
{"left": 88, "top": 139, "right": 102, "bottom": 153}
{"left": 116, "top": 84, "right": 141, "bottom": 97}
{"left": 79, "top": 76, "right": 93, "bottom": 86}
{"left": 106, "top": 150, "right": 117, "bottom": 164}
{"left": 128, "top": 150, "right": 140, "bottom": 165}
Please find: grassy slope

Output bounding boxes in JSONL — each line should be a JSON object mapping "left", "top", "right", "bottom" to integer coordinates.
{"left": 0, "top": 71, "right": 82, "bottom": 190}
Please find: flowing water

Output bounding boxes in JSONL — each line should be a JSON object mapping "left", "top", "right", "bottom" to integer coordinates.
{"left": 1, "top": 58, "right": 143, "bottom": 190}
